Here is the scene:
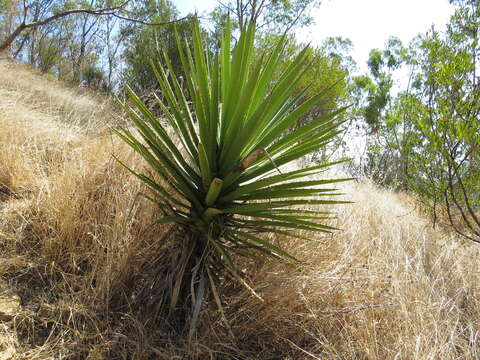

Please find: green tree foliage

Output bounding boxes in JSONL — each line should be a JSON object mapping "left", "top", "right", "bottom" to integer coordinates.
{"left": 115, "top": 18, "right": 348, "bottom": 335}
{"left": 0, "top": 0, "right": 12, "bottom": 13}
{"left": 349, "top": 38, "right": 412, "bottom": 186}
{"left": 355, "top": 37, "right": 406, "bottom": 129}
{"left": 35, "top": 32, "right": 62, "bottom": 72}
{"left": 359, "top": 0, "right": 479, "bottom": 242}
{"left": 121, "top": 0, "right": 193, "bottom": 96}
{"left": 283, "top": 35, "right": 353, "bottom": 161}
{"left": 248, "top": 34, "right": 354, "bottom": 163}
{"left": 405, "top": 3, "right": 479, "bottom": 242}
{"left": 256, "top": 34, "right": 351, "bottom": 123}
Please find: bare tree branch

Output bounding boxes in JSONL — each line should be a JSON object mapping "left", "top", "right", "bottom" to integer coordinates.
{"left": 111, "top": 13, "right": 190, "bottom": 26}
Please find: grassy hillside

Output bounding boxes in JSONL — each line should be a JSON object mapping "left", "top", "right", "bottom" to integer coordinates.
{"left": 0, "top": 59, "right": 479, "bottom": 359}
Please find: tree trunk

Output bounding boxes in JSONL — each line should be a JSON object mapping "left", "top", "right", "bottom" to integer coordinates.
{"left": 0, "top": 23, "right": 26, "bottom": 53}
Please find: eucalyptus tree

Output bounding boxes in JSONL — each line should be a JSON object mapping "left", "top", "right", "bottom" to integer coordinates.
{"left": 120, "top": 0, "right": 194, "bottom": 96}
{"left": 350, "top": 37, "right": 412, "bottom": 186}
{"left": 403, "top": 1, "right": 479, "bottom": 242}
{"left": 358, "top": 0, "right": 479, "bottom": 242}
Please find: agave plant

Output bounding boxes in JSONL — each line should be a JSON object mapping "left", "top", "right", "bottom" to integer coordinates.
{"left": 114, "top": 18, "right": 348, "bottom": 335}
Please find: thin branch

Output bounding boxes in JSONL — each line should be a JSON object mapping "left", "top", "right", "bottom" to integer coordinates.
{"left": 451, "top": 164, "right": 480, "bottom": 230}
{"left": 111, "top": 13, "right": 190, "bottom": 26}
{"left": 25, "top": 2, "right": 129, "bottom": 29}
{"left": 444, "top": 188, "right": 480, "bottom": 243}
{"left": 446, "top": 164, "right": 479, "bottom": 238}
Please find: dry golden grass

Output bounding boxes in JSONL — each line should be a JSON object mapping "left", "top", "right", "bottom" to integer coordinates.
{"left": 0, "top": 59, "right": 479, "bottom": 359}
{"left": 218, "top": 183, "right": 480, "bottom": 359}
{"left": 0, "top": 60, "right": 115, "bottom": 130}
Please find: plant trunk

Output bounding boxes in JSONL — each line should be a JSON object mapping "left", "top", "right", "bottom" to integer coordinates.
{"left": 0, "top": 23, "right": 26, "bottom": 53}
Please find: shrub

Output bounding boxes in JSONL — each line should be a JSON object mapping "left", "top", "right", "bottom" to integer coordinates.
{"left": 114, "top": 18, "right": 348, "bottom": 338}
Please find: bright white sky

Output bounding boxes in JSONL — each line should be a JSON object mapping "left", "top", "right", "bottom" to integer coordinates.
{"left": 174, "top": 0, "right": 455, "bottom": 71}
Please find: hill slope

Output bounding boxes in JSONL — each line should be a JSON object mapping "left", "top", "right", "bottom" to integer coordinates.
{"left": 0, "top": 60, "right": 479, "bottom": 359}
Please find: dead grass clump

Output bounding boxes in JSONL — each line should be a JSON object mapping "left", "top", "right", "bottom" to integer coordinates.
{"left": 0, "top": 87, "right": 83, "bottom": 197}
{"left": 0, "top": 131, "right": 175, "bottom": 358}
{"left": 30, "top": 135, "right": 167, "bottom": 303}
{"left": 203, "top": 182, "right": 480, "bottom": 359}
{"left": 0, "top": 59, "right": 116, "bottom": 130}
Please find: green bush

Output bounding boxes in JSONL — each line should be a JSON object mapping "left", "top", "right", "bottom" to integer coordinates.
{"left": 115, "top": 18, "right": 348, "bottom": 337}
